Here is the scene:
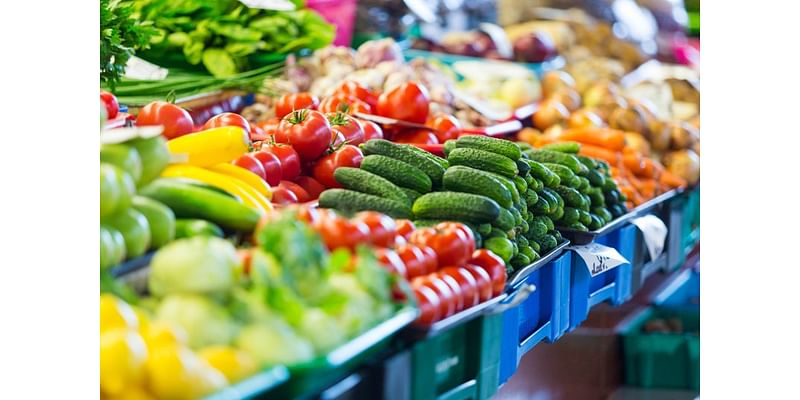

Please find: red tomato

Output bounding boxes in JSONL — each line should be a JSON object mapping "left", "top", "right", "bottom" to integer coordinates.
{"left": 356, "top": 119, "right": 384, "bottom": 141}
{"left": 251, "top": 151, "right": 282, "bottom": 186}
{"left": 250, "top": 125, "right": 269, "bottom": 142}
{"left": 426, "top": 114, "right": 461, "bottom": 142}
{"left": 462, "top": 264, "right": 493, "bottom": 302}
{"left": 293, "top": 176, "right": 326, "bottom": 200}
{"left": 327, "top": 113, "right": 365, "bottom": 145}
{"left": 376, "top": 248, "right": 407, "bottom": 278}
{"left": 233, "top": 154, "right": 267, "bottom": 181}
{"left": 418, "top": 245, "right": 439, "bottom": 275}
{"left": 440, "top": 267, "right": 479, "bottom": 309}
{"left": 318, "top": 94, "right": 372, "bottom": 115}
{"left": 413, "top": 285, "right": 441, "bottom": 325}
{"left": 261, "top": 144, "right": 301, "bottom": 181}
{"left": 277, "top": 110, "right": 331, "bottom": 161}
{"left": 408, "top": 223, "right": 475, "bottom": 267}
{"left": 136, "top": 101, "right": 194, "bottom": 139}
{"left": 278, "top": 181, "right": 311, "bottom": 203}
{"left": 256, "top": 117, "right": 281, "bottom": 136}
{"left": 272, "top": 186, "right": 298, "bottom": 205}
{"left": 315, "top": 217, "right": 369, "bottom": 251}
{"left": 203, "top": 112, "right": 251, "bottom": 136}
{"left": 329, "top": 131, "right": 346, "bottom": 149}
{"left": 354, "top": 211, "right": 397, "bottom": 247}
{"left": 393, "top": 128, "right": 439, "bottom": 144}
{"left": 334, "top": 81, "right": 378, "bottom": 109}
{"left": 470, "top": 249, "right": 507, "bottom": 296}
{"left": 312, "top": 144, "right": 364, "bottom": 188}
{"left": 412, "top": 275, "right": 456, "bottom": 318}
{"left": 396, "top": 245, "right": 427, "bottom": 279}
{"left": 436, "top": 272, "right": 465, "bottom": 313}
{"left": 395, "top": 220, "right": 416, "bottom": 240}
{"left": 393, "top": 234, "right": 408, "bottom": 248}
{"left": 100, "top": 91, "right": 119, "bottom": 119}
{"left": 376, "top": 82, "right": 430, "bottom": 123}
{"left": 275, "top": 92, "right": 319, "bottom": 119}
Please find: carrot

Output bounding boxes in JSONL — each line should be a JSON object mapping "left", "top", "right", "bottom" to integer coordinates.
{"left": 659, "top": 169, "right": 687, "bottom": 189}
{"left": 623, "top": 154, "right": 645, "bottom": 175}
{"left": 579, "top": 144, "right": 620, "bottom": 165}
{"left": 636, "top": 179, "right": 657, "bottom": 199}
{"left": 559, "top": 127, "right": 626, "bottom": 151}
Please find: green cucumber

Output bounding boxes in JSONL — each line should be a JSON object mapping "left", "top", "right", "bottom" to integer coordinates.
{"left": 562, "top": 207, "right": 580, "bottom": 225}
{"left": 554, "top": 185, "right": 585, "bottom": 208}
{"left": 537, "top": 189, "right": 559, "bottom": 212}
{"left": 360, "top": 139, "right": 446, "bottom": 186}
{"left": 565, "top": 222, "right": 589, "bottom": 231}
{"left": 484, "top": 237, "right": 515, "bottom": 263}
{"left": 536, "top": 234, "right": 558, "bottom": 252}
{"left": 524, "top": 190, "right": 539, "bottom": 208}
{"left": 488, "top": 227, "right": 507, "bottom": 239}
{"left": 528, "top": 218, "right": 548, "bottom": 238}
{"left": 605, "top": 190, "right": 621, "bottom": 205}
{"left": 404, "top": 143, "right": 450, "bottom": 169}
{"left": 401, "top": 188, "right": 422, "bottom": 204}
{"left": 443, "top": 166, "right": 513, "bottom": 209}
{"left": 521, "top": 246, "right": 539, "bottom": 262}
{"left": 580, "top": 194, "right": 592, "bottom": 211}
{"left": 588, "top": 214, "right": 604, "bottom": 230}
{"left": 585, "top": 169, "right": 606, "bottom": 187}
{"left": 447, "top": 147, "right": 518, "bottom": 178}
{"left": 544, "top": 163, "right": 581, "bottom": 188}
{"left": 131, "top": 196, "right": 176, "bottom": 249}
{"left": 578, "top": 209, "right": 592, "bottom": 226}
{"left": 319, "top": 189, "right": 412, "bottom": 219}
{"left": 550, "top": 229, "right": 563, "bottom": 243}
{"left": 534, "top": 215, "right": 554, "bottom": 232}
{"left": 517, "top": 235, "right": 529, "bottom": 248}
{"left": 443, "top": 140, "right": 457, "bottom": 157}
{"left": 542, "top": 187, "right": 564, "bottom": 209}
{"left": 602, "top": 177, "right": 619, "bottom": 193}
{"left": 488, "top": 172, "right": 520, "bottom": 204}
{"left": 528, "top": 177, "right": 544, "bottom": 192}
{"left": 578, "top": 177, "right": 591, "bottom": 193}
{"left": 529, "top": 240, "right": 541, "bottom": 253}
{"left": 531, "top": 197, "right": 550, "bottom": 215}
{"left": 588, "top": 187, "right": 606, "bottom": 207}
{"left": 528, "top": 150, "right": 587, "bottom": 174}
{"left": 141, "top": 179, "right": 260, "bottom": 232}
{"left": 360, "top": 154, "right": 432, "bottom": 193}
{"left": 510, "top": 254, "right": 531, "bottom": 269}
{"left": 524, "top": 159, "right": 560, "bottom": 187}
{"left": 512, "top": 175, "right": 528, "bottom": 194}
{"left": 610, "top": 204, "right": 627, "bottom": 218}
{"left": 550, "top": 206, "right": 564, "bottom": 221}
{"left": 334, "top": 167, "right": 409, "bottom": 205}
{"left": 516, "top": 159, "right": 531, "bottom": 176}
{"left": 493, "top": 208, "right": 516, "bottom": 231}
{"left": 477, "top": 223, "right": 493, "bottom": 236}
{"left": 542, "top": 141, "right": 580, "bottom": 153}
{"left": 592, "top": 207, "right": 613, "bottom": 224}
{"left": 576, "top": 155, "right": 598, "bottom": 170}
{"left": 412, "top": 191, "right": 501, "bottom": 224}
{"left": 456, "top": 135, "right": 522, "bottom": 160}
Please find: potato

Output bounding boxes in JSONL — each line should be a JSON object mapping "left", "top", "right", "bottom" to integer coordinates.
{"left": 532, "top": 100, "right": 569, "bottom": 130}
{"left": 664, "top": 149, "right": 700, "bottom": 185}
{"left": 624, "top": 132, "right": 651, "bottom": 157}
{"left": 647, "top": 120, "right": 672, "bottom": 152}
{"left": 551, "top": 87, "right": 582, "bottom": 111}
{"left": 541, "top": 71, "right": 576, "bottom": 99}
{"left": 608, "top": 106, "right": 647, "bottom": 134}
{"left": 567, "top": 108, "right": 604, "bottom": 129}
{"left": 668, "top": 121, "right": 700, "bottom": 150}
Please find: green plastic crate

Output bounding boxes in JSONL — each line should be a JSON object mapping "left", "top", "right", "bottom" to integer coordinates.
{"left": 410, "top": 313, "right": 503, "bottom": 400}
{"left": 621, "top": 307, "right": 700, "bottom": 391}
{"left": 681, "top": 186, "right": 700, "bottom": 254}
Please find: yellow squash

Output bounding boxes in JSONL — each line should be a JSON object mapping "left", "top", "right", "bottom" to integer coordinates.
{"left": 209, "top": 163, "right": 272, "bottom": 200}
{"left": 167, "top": 127, "right": 250, "bottom": 167}
{"left": 160, "top": 165, "right": 271, "bottom": 214}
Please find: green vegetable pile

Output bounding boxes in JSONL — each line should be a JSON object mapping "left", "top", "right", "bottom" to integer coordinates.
{"left": 101, "top": 0, "right": 157, "bottom": 87}
{"left": 318, "top": 137, "right": 629, "bottom": 273}
{"left": 131, "top": 0, "right": 335, "bottom": 77}
{"left": 138, "top": 210, "right": 400, "bottom": 366}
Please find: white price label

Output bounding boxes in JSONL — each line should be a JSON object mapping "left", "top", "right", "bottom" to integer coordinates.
{"left": 631, "top": 215, "right": 668, "bottom": 262}
{"left": 568, "top": 243, "right": 629, "bottom": 277}
{"left": 238, "top": 0, "right": 295, "bottom": 11}
{"left": 124, "top": 56, "right": 169, "bottom": 81}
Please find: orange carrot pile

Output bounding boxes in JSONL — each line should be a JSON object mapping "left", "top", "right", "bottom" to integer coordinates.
{"left": 519, "top": 127, "right": 687, "bottom": 209}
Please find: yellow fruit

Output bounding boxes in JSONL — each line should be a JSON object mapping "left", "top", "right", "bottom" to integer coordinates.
{"left": 146, "top": 346, "right": 228, "bottom": 400}
{"left": 101, "top": 294, "right": 139, "bottom": 334}
{"left": 101, "top": 385, "right": 155, "bottom": 400}
{"left": 199, "top": 346, "right": 259, "bottom": 383}
{"left": 167, "top": 126, "right": 250, "bottom": 167}
{"left": 100, "top": 330, "right": 148, "bottom": 396}
{"left": 133, "top": 307, "right": 150, "bottom": 334}
{"left": 142, "top": 321, "right": 187, "bottom": 352}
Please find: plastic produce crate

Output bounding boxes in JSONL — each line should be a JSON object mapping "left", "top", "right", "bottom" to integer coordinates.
{"left": 313, "top": 350, "right": 411, "bottom": 400}
{"left": 652, "top": 269, "right": 699, "bottom": 312}
{"left": 620, "top": 307, "right": 700, "bottom": 391}
{"left": 205, "top": 366, "right": 289, "bottom": 400}
{"left": 665, "top": 186, "right": 700, "bottom": 271}
{"left": 568, "top": 224, "right": 635, "bottom": 331}
{"left": 498, "top": 251, "right": 571, "bottom": 385}
{"left": 407, "top": 312, "right": 504, "bottom": 400}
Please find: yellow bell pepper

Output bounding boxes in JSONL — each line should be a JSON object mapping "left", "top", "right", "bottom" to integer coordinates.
{"left": 167, "top": 127, "right": 250, "bottom": 167}
{"left": 209, "top": 163, "right": 272, "bottom": 200}
{"left": 161, "top": 165, "right": 271, "bottom": 214}
{"left": 101, "top": 294, "right": 139, "bottom": 334}
{"left": 100, "top": 329, "right": 148, "bottom": 396}
{"left": 198, "top": 346, "right": 259, "bottom": 383}
{"left": 145, "top": 346, "right": 228, "bottom": 400}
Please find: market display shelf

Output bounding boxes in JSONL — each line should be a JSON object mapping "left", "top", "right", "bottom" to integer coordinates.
{"left": 631, "top": 189, "right": 681, "bottom": 217}
{"left": 567, "top": 224, "right": 636, "bottom": 331}
{"left": 559, "top": 211, "right": 637, "bottom": 245}
{"left": 630, "top": 191, "right": 678, "bottom": 293}
{"left": 620, "top": 307, "right": 700, "bottom": 391}
{"left": 666, "top": 185, "right": 700, "bottom": 271}
{"left": 405, "top": 294, "right": 508, "bottom": 340}
{"left": 498, "top": 251, "right": 571, "bottom": 385}
{"left": 652, "top": 268, "right": 699, "bottom": 312}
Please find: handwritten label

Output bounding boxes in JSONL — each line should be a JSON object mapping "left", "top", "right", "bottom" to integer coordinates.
{"left": 568, "top": 243, "right": 629, "bottom": 277}
{"left": 238, "top": 0, "right": 295, "bottom": 11}
{"left": 124, "top": 56, "right": 168, "bottom": 81}
{"left": 631, "top": 215, "right": 668, "bottom": 262}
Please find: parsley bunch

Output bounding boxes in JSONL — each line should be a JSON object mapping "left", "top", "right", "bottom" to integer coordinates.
{"left": 100, "top": 0, "right": 156, "bottom": 88}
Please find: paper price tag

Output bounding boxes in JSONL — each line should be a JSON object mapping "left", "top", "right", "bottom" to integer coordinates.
{"left": 631, "top": 215, "right": 668, "bottom": 261}
{"left": 124, "top": 56, "right": 168, "bottom": 81}
{"left": 568, "top": 243, "right": 629, "bottom": 277}
{"left": 238, "top": 0, "right": 295, "bottom": 11}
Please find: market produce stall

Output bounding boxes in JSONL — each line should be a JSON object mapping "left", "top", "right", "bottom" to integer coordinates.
{"left": 99, "top": 1, "right": 700, "bottom": 398}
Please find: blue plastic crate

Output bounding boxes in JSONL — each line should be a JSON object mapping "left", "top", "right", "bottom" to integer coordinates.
{"left": 568, "top": 224, "right": 636, "bottom": 331}
{"left": 653, "top": 268, "right": 699, "bottom": 312}
{"left": 498, "top": 252, "right": 571, "bottom": 385}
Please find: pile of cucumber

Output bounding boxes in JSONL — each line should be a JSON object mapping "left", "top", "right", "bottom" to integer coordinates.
{"left": 518, "top": 142, "right": 628, "bottom": 231}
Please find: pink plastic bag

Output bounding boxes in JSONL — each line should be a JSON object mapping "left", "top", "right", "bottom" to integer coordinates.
{"left": 306, "top": 0, "right": 356, "bottom": 47}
